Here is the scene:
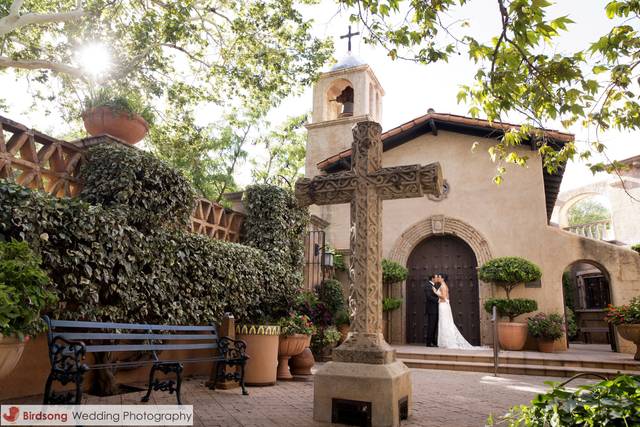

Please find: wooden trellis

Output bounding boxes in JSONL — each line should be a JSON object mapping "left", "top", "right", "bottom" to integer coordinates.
{"left": 0, "top": 116, "right": 83, "bottom": 197}
{"left": 191, "top": 198, "right": 243, "bottom": 243}
{"left": 0, "top": 115, "right": 244, "bottom": 242}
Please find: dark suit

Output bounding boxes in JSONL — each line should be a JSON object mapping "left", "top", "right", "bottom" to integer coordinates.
{"left": 424, "top": 281, "right": 440, "bottom": 346}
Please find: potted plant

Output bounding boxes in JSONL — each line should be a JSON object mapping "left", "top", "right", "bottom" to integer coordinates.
{"left": 277, "top": 313, "right": 315, "bottom": 380}
{"left": 0, "top": 240, "right": 57, "bottom": 379}
{"left": 382, "top": 259, "right": 407, "bottom": 341}
{"left": 528, "top": 313, "right": 565, "bottom": 353}
{"left": 310, "top": 326, "right": 342, "bottom": 361}
{"left": 479, "top": 256, "right": 542, "bottom": 350}
{"left": 82, "top": 88, "right": 153, "bottom": 145}
{"left": 335, "top": 309, "right": 351, "bottom": 344}
{"left": 605, "top": 296, "right": 640, "bottom": 360}
{"left": 236, "top": 321, "right": 281, "bottom": 386}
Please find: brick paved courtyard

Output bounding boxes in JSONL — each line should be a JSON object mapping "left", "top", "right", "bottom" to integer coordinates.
{"left": 3, "top": 367, "right": 594, "bottom": 426}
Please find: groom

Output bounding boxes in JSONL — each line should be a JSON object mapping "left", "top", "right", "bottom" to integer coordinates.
{"left": 424, "top": 274, "right": 441, "bottom": 347}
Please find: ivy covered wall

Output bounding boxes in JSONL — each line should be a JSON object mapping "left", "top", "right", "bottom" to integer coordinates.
{"left": 0, "top": 143, "right": 307, "bottom": 325}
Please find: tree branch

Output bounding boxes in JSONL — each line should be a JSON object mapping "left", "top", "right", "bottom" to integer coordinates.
{"left": 0, "top": 1, "right": 85, "bottom": 37}
{"left": 0, "top": 56, "right": 85, "bottom": 79}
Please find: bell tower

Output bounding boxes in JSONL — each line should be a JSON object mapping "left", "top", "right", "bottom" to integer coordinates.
{"left": 306, "top": 52, "right": 385, "bottom": 178}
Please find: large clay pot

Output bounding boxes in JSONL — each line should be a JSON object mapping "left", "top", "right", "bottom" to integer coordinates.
{"left": 82, "top": 106, "right": 149, "bottom": 145}
{"left": 0, "top": 335, "right": 28, "bottom": 380}
{"left": 537, "top": 338, "right": 556, "bottom": 353}
{"left": 617, "top": 324, "right": 640, "bottom": 360}
{"left": 236, "top": 324, "right": 280, "bottom": 386}
{"left": 277, "top": 334, "right": 309, "bottom": 380}
{"left": 498, "top": 322, "right": 528, "bottom": 351}
{"left": 289, "top": 347, "right": 315, "bottom": 376}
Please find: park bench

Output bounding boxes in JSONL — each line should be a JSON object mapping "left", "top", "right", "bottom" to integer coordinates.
{"left": 42, "top": 316, "right": 249, "bottom": 405}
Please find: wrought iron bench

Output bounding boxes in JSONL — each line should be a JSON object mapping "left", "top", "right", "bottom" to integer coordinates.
{"left": 42, "top": 316, "right": 249, "bottom": 405}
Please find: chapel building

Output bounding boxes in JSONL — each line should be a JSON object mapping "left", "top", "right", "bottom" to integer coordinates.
{"left": 304, "top": 54, "right": 640, "bottom": 354}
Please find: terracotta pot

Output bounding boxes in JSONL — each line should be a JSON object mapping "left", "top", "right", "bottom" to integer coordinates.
{"left": 338, "top": 324, "right": 350, "bottom": 344}
{"left": 236, "top": 324, "right": 280, "bottom": 386}
{"left": 289, "top": 347, "right": 315, "bottom": 376}
{"left": 82, "top": 106, "right": 149, "bottom": 145}
{"left": 498, "top": 322, "right": 528, "bottom": 351}
{"left": 537, "top": 338, "right": 556, "bottom": 353}
{"left": 277, "top": 334, "right": 309, "bottom": 380}
{"left": 0, "top": 335, "right": 28, "bottom": 380}
{"left": 617, "top": 324, "right": 640, "bottom": 360}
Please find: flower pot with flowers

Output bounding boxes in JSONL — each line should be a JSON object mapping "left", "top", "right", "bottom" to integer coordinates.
{"left": 0, "top": 240, "right": 57, "bottom": 379}
{"left": 528, "top": 313, "right": 565, "bottom": 353}
{"left": 277, "top": 313, "right": 315, "bottom": 380}
{"left": 479, "top": 257, "right": 542, "bottom": 350}
{"left": 605, "top": 297, "right": 640, "bottom": 360}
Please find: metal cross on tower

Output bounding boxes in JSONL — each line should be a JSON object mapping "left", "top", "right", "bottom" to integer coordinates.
{"left": 340, "top": 25, "right": 360, "bottom": 52}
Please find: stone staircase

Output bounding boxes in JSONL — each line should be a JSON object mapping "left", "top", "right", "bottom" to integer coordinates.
{"left": 396, "top": 347, "right": 640, "bottom": 378}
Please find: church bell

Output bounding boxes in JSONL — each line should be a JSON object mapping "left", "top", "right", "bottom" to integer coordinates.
{"left": 340, "top": 101, "right": 354, "bottom": 117}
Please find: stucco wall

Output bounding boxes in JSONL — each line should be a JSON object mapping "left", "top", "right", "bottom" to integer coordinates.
{"left": 310, "top": 130, "right": 640, "bottom": 353}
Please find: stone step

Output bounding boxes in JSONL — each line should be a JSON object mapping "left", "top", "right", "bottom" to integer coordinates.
{"left": 399, "top": 358, "right": 640, "bottom": 378}
{"left": 396, "top": 351, "right": 640, "bottom": 371}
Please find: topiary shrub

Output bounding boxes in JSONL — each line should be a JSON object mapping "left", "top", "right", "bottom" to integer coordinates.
{"left": 478, "top": 256, "right": 542, "bottom": 299}
{"left": 484, "top": 298, "right": 538, "bottom": 322}
{"left": 80, "top": 143, "right": 195, "bottom": 231}
{"left": 317, "top": 279, "right": 345, "bottom": 316}
{"left": 382, "top": 259, "right": 408, "bottom": 285}
{"left": 0, "top": 240, "right": 58, "bottom": 339}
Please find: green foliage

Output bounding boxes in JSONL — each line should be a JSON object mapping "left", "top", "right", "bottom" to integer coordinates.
{"left": 565, "top": 307, "right": 578, "bottom": 339}
{"left": 484, "top": 298, "right": 538, "bottom": 322}
{"left": 494, "top": 375, "right": 640, "bottom": 426}
{"left": 83, "top": 87, "right": 154, "bottom": 125}
{"left": 333, "top": 252, "right": 346, "bottom": 271}
{"left": 334, "top": 309, "right": 350, "bottom": 327}
{"left": 80, "top": 143, "right": 195, "bottom": 232}
{"left": 605, "top": 296, "right": 640, "bottom": 325}
{"left": 278, "top": 313, "right": 315, "bottom": 337}
{"left": 383, "top": 297, "right": 402, "bottom": 312}
{"left": 317, "top": 279, "right": 345, "bottom": 316}
{"left": 528, "top": 313, "right": 565, "bottom": 340}
{"left": 382, "top": 259, "right": 408, "bottom": 285}
{"left": 311, "top": 326, "right": 341, "bottom": 354}
{"left": 340, "top": 0, "right": 640, "bottom": 179}
{"left": 562, "top": 271, "right": 575, "bottom": 312}
{"left": 632, "top": 244, "right": 640, "bottom": 254}
{"left": 0, "top": 240, "right": 57, "bottom": 338}
{"left": 478, "top": 257, "right": 542, "bottom": 299}
{"left": 567, "top": 198, "right": 611, "bottom": 227}
{"left": 0, "top": 180, "right": 293, "bottom": 326}
{"left": 243, "top": 184, "right": 308, "bottom": 320}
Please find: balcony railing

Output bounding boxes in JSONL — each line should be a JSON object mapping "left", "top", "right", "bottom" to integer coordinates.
{"left": 563, "top": 219, "right": 613, "bottom": 241}
{"left": 0, "top": 115, "right": 243, "bottom": 243}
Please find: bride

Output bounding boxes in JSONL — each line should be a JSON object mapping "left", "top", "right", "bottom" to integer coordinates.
{"left": 432, "top": 274, "right": 474, "bottom": 349}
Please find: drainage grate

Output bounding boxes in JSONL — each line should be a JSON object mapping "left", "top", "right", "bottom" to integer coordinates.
{"left": 332, "top": 398, "right": 372, "bottom": 427}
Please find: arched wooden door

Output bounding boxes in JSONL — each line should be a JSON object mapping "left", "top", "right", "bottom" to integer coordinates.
{"left": 406, "top": 235, "right": 480, "bottom": 345}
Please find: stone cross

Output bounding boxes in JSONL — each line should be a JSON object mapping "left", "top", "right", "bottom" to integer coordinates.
{"left": 296, "top": 121, "right": 443, "bottom": 364}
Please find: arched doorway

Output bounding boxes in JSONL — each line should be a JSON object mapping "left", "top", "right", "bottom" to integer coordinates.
{"left": 405, "top": 235, "right": 480, "bottom": 345}
{"left": 562, "top": 260, "right": 615, "bottom": 350}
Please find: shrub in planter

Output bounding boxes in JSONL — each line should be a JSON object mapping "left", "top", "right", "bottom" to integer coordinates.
{"left": 383, "top": 297, "right": 403, "bottom": 312}
{"left": 478, "top": 256, "right": 542, "bottom": 299}
{"left": 317, "top": 279, "right": 345, "bottom": 316}
{"left": 334, "top": 309, "right": 351, "bottom": 343}
{"left": 311, "top": 326, "right": 341, "bottom": 358}
{"left": 528, "top": 313, "right": 564, "bottom": 352}
{"left": 484, "top": 298, "right": 538, "bottom": 322}
{"left": 0, "top": 240, "right": 57, "bottom": 379}
{"left": 491, "top": 375, "right": 640, "bottom": 426}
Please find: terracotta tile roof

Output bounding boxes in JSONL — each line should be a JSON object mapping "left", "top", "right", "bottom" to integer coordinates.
{"left": 316, "top": 112, "right": 574, "bottom": 170}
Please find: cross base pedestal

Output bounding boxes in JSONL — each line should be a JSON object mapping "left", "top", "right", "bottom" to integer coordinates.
{"left": 333, "top": 332, "right": 397, "bottom": 364}
{"left": 313, "top": 360, "right": 412, "bottom": 427}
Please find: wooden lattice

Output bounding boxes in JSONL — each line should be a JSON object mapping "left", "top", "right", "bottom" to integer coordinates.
{"left": 0, "top": 114, "right": 244, "bottom": 243}
{"left": 0, "top": 116, "right": 83, "bottom": 197}
{"left": 192, "top": 198, "right": 243, "bottom": 243}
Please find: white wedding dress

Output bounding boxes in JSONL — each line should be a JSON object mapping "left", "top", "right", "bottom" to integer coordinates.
{"left": 435, "top": 287, "right": 473, "bottom": 349}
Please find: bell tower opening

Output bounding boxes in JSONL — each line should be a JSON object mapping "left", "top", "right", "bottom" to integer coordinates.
{"left": 327, "top": 79, "right": 355, "bottom": 120}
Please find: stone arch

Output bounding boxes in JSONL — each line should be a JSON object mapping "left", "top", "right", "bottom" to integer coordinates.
{"left": 386, "top": 215, "right": 494, "bottom": 344}
{"left": 325, "top": 78, "right": 354, "bottom": 121}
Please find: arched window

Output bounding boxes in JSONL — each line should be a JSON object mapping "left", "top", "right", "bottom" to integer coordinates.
{"left": 326, "top": 79, "right": 354, "bottom": 120}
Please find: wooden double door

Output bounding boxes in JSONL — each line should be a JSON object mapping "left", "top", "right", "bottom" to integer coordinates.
{"left": 406, "top": 235, "right": 481, "bottom": 345}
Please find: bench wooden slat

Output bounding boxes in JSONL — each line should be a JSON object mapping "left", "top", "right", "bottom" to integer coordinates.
{"left": 56, "top": 332, "right": 218, "bottom": 341}
{"left": 49, "top": 319, "right": 216, "bottom": 331}
{"left": 84, "top": 343, "right": 219, "bottom": 353}
{"left": 89, "top": 356, "right": 226, "bottom": 370}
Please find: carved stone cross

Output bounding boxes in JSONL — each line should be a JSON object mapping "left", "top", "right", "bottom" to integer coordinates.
{"left": 296, "top": 121, "right": 443, "bottom": 364}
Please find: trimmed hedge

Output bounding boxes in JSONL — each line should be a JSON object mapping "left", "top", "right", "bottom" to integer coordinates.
{"left": 80, "top": 143, "right": 195, "bottom": 231}
{"left": 0, "top": 181, "right": 286, "bottom": 325}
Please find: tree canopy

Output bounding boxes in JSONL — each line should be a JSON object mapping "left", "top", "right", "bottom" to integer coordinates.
{"left": 567, "top": 197, "right": 611, "bottom": 226}
{"left": 339, "top": 0, "right": 640, "bottom": 183}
